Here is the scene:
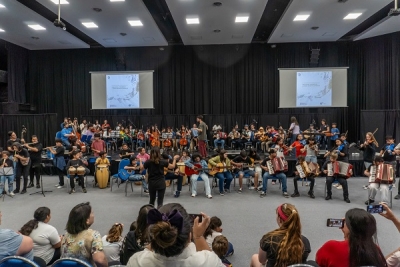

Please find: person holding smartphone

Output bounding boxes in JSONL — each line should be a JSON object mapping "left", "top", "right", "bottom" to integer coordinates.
{"left": 379, "top": 203, "right": 400, "bottom": 266}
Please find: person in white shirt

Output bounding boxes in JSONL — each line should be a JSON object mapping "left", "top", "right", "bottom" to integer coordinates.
{"left": 102, "top": 223, "right": 124, "bottom": 264}
{"left": 203, "top": 216, "right": 234, "bottom": 256}
{"left": 19, "top": 207, "right": 61, "bottom": 265}
{"left": 127, "top": 203, "right": 224, "bottom": 267}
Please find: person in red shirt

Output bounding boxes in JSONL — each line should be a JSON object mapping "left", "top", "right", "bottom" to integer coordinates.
{"left": 289, "top": 134, "right": 307, "bottom": 158}
{"left": 91, "top": 133, "right": 105, "bottom": 157}
{"left": 316, "top": 208, "right": 386, "bottom": 267}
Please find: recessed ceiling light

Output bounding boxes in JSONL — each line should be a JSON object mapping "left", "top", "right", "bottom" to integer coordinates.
{"left": 50, "top": 0, "right": 69, "bottom": 4}
{"left": 186, "top": 18, "right": 199, "bottom": 24}
{"left": 110, "top": 0, "right": 125, "bottom": 1}
{"left": 343, "top": 13, "right": 362, "bottom": 20}
{"left": 0, "top": 28, "right": 5, "bottom": 32}
{"left": 28, "top": 24, "right": 46, "bottom": 30}
{"left": 293, "top": 14, "right": 310, "bottom": 21}
{"left": 0, "top": 4, "right": 5, "bottom": 8}
{"left": 128, "top": 20, "right": 143, "bottom": 26}
{"left": 82, "top": 22, "right": 98, "bottom": 28}
{"left": 235, "top": 16, "right": 249, "bottom": 23}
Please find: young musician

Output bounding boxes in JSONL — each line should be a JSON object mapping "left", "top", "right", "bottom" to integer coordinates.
{"left": 102, "top": 120, "right": 110, "bottom": 131}
{"left": 0, "top": 151, "right": 15, "bottom": 197}
{"left": 12, "top": 142, "right": 31, "bottom": 194}
{"left": 259, "top": 149, "right": 289, "bottom": 198}
{"left": 380, "top": 136, "right": 399, "bottom": 199}
{"left": 7, "top": 131, "right": 24, "bottom": 154}
{"left": 196, "top": 115, "right": 208, "bottom": 158}
{"left": 321, "top": 153, "right": 350, "bottom": 203}
{"left": 319, "top": 119, "right": 330, "bottom": 149}
{"left": 24, "top": 135, "right": 43, "bottom": 189}
{"left": 365, "top": 156, "right": 392, "bottom": 205}
{"left": 239, "top": 124, "right": 251, "bottom": 149}
{"left": 329, "top": 122, "right": 340, "bottom": 149}
{"left": 339, "top": 133, "right": 349, "bottom": 147}
{"left": 190, "top": 124, "right": 199, "bottom": 151}
{"left": 136, "top": 129, "right": 145, "bottom": 148}
{"left": 139, "top": 147, "right": 179, "bottom": 208}
{"left": 66, "top": 150, "right": 87, "bottom": 194}
{"left": 184, "top": 154, "right": 212, "bottom": 199}
{"left": 119, "top": 143, "right": 134, "bottom": 159}
{"left": 288, "top": 116, "right": 300, "bottom": 145}
{"left": 289, "top": 134, "right": 307, "bottom": 158}
{"left": 255, "top": 127, "right": 267, "bottom": 152}
{"left": 228, "top": 128, "right": 240, "bottom": 150}
{"left": 124, "top": 157, "right": 148, "bottom": 194}
{"left": 325, "top": 138, "right": 349, "bottom": 163}
{"left": 213, "top": 129, "right": 225, "bottom": 151}
{"left": 231, "top": 150, "right": 257, "bottom": 193}
{"left": 90, "top": 133, "right": 105, "bottom": 157}
{"left": 248, "top": 148, "right": 262, "bottom": 191}
{"left": 301, "top": 137, "right": 318, "bottom": 163}
{"left": 359, "top": 132, "right": 378, "bottom": 170}
{"left": 94, "top": 151, "right": 110, "bottom": 187}
{"left": 291, "top": 156, "right": 315, "bottom": 199}
{"left": 61, "top": 122, "right": 74, "bottom": 148}
{"left": 79, "top": 119, "right": 88, "bottom": 133}
{"left": 208, "top": 150, "right": 233, "bottom": 196}
{"left": 47, "top": 139, "right": 66, "bottom": 189}
{"left": 162, "top": 153, "right": 183, "bottom": 198}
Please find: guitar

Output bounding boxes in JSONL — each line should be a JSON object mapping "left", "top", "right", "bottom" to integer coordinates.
{"left": 208, "top": 163, "right": 236, "bottom": 176}
{"left": 185, "top": 163, "right": 210, "bottom": 176}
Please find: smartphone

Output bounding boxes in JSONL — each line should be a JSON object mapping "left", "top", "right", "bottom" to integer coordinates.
{"left": 367, "top": 204, "right": 383, "bottom": 214}
{"left": 189, "top": 214, "right": 203, "bottom": 223}
{"left": 326, "top": 218, "right": 344, "bottom": 228}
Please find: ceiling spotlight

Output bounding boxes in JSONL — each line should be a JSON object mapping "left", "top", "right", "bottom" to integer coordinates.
{"left": 31, "top": 36, "right": 39, "bottom": 40}
{"left": 50, "top": 0, "right": 69, "bottom": 4}
{"left": 159, "top": 47, "right": 164, "bottom": 51}
{"left": 128, "top": 20, "right": 143, "bottom": 26}
{"left": 0, "top": 4, "right": 5, "bottom": 8}
{"left": 186, "top": 18, "right": 200, "bottom": 24}
{"left": 213, "top": 2, "right": 222, "bottom": 6}
{"left": 213, "top": 29, "right": 221, "bottom": 33}
{"left": 93, "top": 7, "right": 102, "bottom": 12}
{"left": 235, "top": 16, "right": 249, "bottom": 23}
{"left": 120, "top": 32, "right": 127, "bottom": 36}
{"left": 82, "top": 22, "right": 98, "bottom": 28}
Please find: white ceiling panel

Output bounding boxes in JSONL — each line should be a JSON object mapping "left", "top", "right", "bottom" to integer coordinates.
{"left": 355, "top": 15, "right": 400, "bottom": 40}
{"left": 35, "top": 0, "right": 168, "bottom": 48}
{"left": 165, "top": 0, "right": 268, "bottom": 45}
{"left": 0, "top": 0, "right": 89, "bottom": 50}
{"left": 269, "top": 0, "right": 393, "bottom": 43}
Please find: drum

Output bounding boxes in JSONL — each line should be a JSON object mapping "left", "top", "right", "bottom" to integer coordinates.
{"left": 77, "top": 166, "right": 86, "bottom": 175}
{"left": 68, "top": 166, "right": 77, "bottom": 175}
{"left": 177, "top": 162, "right": 187, "bottom": 184}
{"left": 96, "top": 164, "right": 109, "bottom": 189}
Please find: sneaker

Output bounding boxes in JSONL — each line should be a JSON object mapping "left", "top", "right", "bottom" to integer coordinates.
{"left": 363, "top": 184, "right": 369, "bottom": 190}
{"left": 395, "top": 194, "right": 400, "bottom": 200}
{"left": 220, "top": 192, "right": 225, "bottom": 196}
{"left": 55, "top": 184, "right": 61, "bottom": 187}
{"left": 344, "top": 198, "right": 351, "bottom": 203}
{"left": 174, "top": 191, "right": 180, "bottom": 198}
{"left": 365, "top": 199, "right": 374, "bottom": 205}
{"left": 36, "top": 184, "right": 40, "bottom": 189}
{"left": 238, "top": 188, "right": 242, "bottom": 194}
{"left": 308, "top": 191, "right": 315, "bottom": 199}
{"left": 191, "top": 193, "right": 196, "bottom": 197}
{"left": 249, "top": 186, "right": 255, "bottom": 190}
{"left": 291, "top": 192, "right": 300, "bottom": 197}
{"left": 13, "top": 189, "right": 19, "bottom": 194}
{"left": 144, "top": 189, "right": 149, "bottom": 194}
{"left": 325, "top": 195, "right": 332, "bottom": 200}
{"left": 20, "top": 189, "right": 26, "bottom": 194}
{"left": 8, "top": 192, "right": 15, "bottom": 197}
{"left": 336, "top": 185, "right": 343, "bottom": 190}
{"left": 260, "top": 192, "right": 266, "bottom": 198}
{"left": 69, "top": 188, "right": 75, "bottom": 194}
{"left": 305, "top": 182, "right": 309, "bottom": 186}
{"left": 333, "top": 184, "right": 339, "bottom": 187}
{"left": 82, "top": 188, "right": 87, "bottom": 193}
{"left": 27, "top": 183, "right": 34, "bottom": 188}
{"left": 207, "top": 195, "right": 212, "bottom": 199}
{"left": 57, "top": 185, "right": 64, "bottom": 189}
{"left": 283, "top": 192, "right": 289, "bottom": 198}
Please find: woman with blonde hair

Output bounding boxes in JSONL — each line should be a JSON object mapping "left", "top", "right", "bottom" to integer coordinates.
{"left": 102, "top": 223, "right": 124, "bottom": 264}
{"left": 250, "top": 203, "right": 311, "bottom": 267}
{"left": 359, "top": 132, "right": 378, "bottom": 170}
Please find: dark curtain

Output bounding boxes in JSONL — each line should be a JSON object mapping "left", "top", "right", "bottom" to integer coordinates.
{"left": 360, "top": 110, "right": 400, "bottom": 145}
{"left": 6, "top": 42, "right": 28, "bottom": 103}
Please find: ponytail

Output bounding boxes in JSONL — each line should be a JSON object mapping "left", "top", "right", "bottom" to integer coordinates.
{"left": 20, "top": 207, "right": 50, "bottom": 236}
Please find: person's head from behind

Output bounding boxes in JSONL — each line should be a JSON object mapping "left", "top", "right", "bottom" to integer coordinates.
{"left": 212, "top": 235, "right": 228, "bottom": 259}
{"left": 147, "top": 203, "right": 191, "bottom": 257}
{"left": 106, "top": 223, "right": 124, "bottom": 243}
{"left": 19, "top": 207, "right": 51, "bottom": 236}
{"left": 204, "top": 216, "right": 222, "bottom": 238}
{"left": 66, "top": 202, "right": 93, "bottom": 235}
{"left": 135, "top": 204, "right": 155, "bottom": 240}
{"left": 150, "top": 147, "right": 161, "bottom": 164}
{"left": 344, "top": 208, "right": 386, "bottom": 266}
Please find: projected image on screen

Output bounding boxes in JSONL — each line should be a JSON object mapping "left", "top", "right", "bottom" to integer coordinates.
{"left": 296, "top": 71, "right": 332, "bottom": 107}
{"left": 106, "top": 74, "right": 139, "bottom": 108}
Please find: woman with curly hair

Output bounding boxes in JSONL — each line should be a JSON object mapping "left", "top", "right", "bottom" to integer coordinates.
{"left": 250, "top": 203, "right": 311, "bottom": 267}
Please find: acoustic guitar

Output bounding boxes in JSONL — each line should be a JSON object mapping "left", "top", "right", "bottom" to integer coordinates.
{"left": 208, "top": 163, "right": 235, "bottom": 176}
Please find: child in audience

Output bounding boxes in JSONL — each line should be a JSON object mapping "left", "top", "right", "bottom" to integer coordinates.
{"left": 212, "top": 235, "right": 232, "bottom": 267}
{"left": 204, "top": 216, "right": 234, "bottom": 256}
{"left": 102, "top": 223, "right": 124, "bottom": 264}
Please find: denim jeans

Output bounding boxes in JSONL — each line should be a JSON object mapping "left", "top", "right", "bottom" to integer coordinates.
{"left": 216, "top": 171, "right": 233, "bottom": 193}
{"left": 0, "top": 175, "right": 14, "bottom": 193}
{"left": 214, "top": 139, "right": 225, "bottom": 149}
{"left": 305, "top": 155, "right": 318, "bottom": 163}
{"left": 262, "top": 172, "right": 287, "bottom": 193}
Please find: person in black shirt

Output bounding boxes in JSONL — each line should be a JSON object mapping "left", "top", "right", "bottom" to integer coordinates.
{"left": 7, "top": 131, "right": 24, "bottom": 153}
{"left": 324, "top": 139, "right": 348, "bottom": 163}
{"left": 291, "top": 156, "right": 315, "bottom": 199}
{"left": 162, "top": 153, "right": 183, "bottom": 198}
{"left": 359, "top": 132, "right": 378, "bottom": 170}
{"left": 140, "top": 147, "right": 179, "bottom": 208}
{"left": 232, "top": 150, "right": 256, "bottom": 193}
{"left": 66, "top": 150, "right": 87, "bottom": 194}
{"left": 119, "top": 143, "right": 135, "bottom": 159}
{"left": 47, "top": 139, "right": 66, "bottom": 189}
{"left": 322, "top": 153, "right": 350, "bottom": 203}
{"left": 24, "top": 135, "right": 43, "bottom": 189}
{"left": 12, "top": 142, "right": 31, "bottom": 194}
{"left": 318, "top": 119, "right": 329, "bottom": 150}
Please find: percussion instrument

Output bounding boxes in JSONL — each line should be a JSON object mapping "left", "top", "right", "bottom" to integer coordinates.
{"left": 68, "top": 166, "right": 77, "bottom": 175}
{"left": 96, "top": 164, "right": 109, "bottom": 189}
{"left": 368, "top": 166, "right": 377, "bottom": 183}
{"left": 375, "top": 163, "right": 394, "bottom": 184}
{"left": 77, "top": 166, "right": 86, "bottom": 175}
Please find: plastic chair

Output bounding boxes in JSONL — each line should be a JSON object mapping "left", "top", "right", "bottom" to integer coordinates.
{"left": 0, "top": 256, "right": 39, "bottom": 267}
{"left": 52, "top": 257, "right": 92, "bottom": 267}
{"left": 110, "top": 159, "right": 130, "bottom": 191}
{"left": 125, "top": 174, "right": 145, "bottom": 197}
{"left": 55, "top": 131, "right": 62, "bottom": 140}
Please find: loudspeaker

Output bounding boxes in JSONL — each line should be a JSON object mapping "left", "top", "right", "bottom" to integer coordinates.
{"left": 310, "top": 49, "right": 320, "bottom": 65}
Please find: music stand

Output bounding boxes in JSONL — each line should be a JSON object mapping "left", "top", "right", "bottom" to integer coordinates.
{"left": 0, "top": 165, "right": 13, "bottom": 201}
{"left": 30, "top": 163, "right": 52, "bottom": 197}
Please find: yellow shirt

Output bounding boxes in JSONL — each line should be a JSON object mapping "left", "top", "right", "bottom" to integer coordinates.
{"left": 95, "top": 157, "right": 110, "bottom": 165}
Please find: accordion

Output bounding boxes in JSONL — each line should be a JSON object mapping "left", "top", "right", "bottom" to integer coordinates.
{"left": 296, "top": 161, "right": 311, "bottom": 178}
{"left": 267, "top": 157, "right": 288, "bottom": 174}
{"left": 375, "top": 164, "right": 394, "bottom": 184}
{"left": 327, "top": 161, "right": 353, "bottom": 178}
{"left": 368, "top": 166, "right": 377, "bottom": 183}
{"left": 308, "top": 162, "right": 321, "bottom": 177}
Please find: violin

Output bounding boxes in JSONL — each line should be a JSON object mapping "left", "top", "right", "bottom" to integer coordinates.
{"left": 179, "top": 130, "right": 188, "bottom": 146}
{"left": 137, "top": 132, "right": 144, "bottom": 140}
{"left": 151, "top": 130, "right": 160, "bottom": 147}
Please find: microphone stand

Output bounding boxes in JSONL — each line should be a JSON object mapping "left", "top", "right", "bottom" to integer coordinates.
{"left": 30, "top": 162, "right": 52, "bottom": 197}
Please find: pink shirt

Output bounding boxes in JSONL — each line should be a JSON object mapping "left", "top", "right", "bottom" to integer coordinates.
{"left": 91, "top": 139, "right": 105, "bottom": 157}
{"left": 136, "top": 153, "right": 150, "bottom": 162}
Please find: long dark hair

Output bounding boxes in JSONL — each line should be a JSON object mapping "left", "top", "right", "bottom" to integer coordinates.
{"left": 203, "top": 216, "right": 222, "bottom": 238}
{"left": 135, "top": 204, "right": 155, "bottom": 245}
{"left": 19, "top": 207, "right": 51, "bottom": 236}
{"left": 149, "top": 147, "right": 161, "bottom": 164}
{"left": 66, "top": 202, "right": 92, "bottom": 235}
{"left": 346, "top": 208, "right": 387, "bottom": 267}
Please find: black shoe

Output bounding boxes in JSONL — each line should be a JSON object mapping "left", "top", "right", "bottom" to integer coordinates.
{"left": 291, "top": 192, "right": 300, "bottom": 197}
{"left": 325, "top": 195, "right": 332, "bottom": 200}
{"left": 365, "top": 199, "right": 374, "bottom": 205}
{"left": 20, "top": 189, "right": 27, "bottom": 194}
{"left": 174, "top": 191, "right": 180, "bottom": 198}
{"left": 395, "top": 194, "right": 400, "bottom": 200}
{"left": 36, "top": 184, "right": 40, "bottom": 189}
{"left": 27, "top": 183, "right": 34, "bottom": 188}
{"left": 308, "top": 191, "right": 315, "bottom": 199}
{"left": 82, "top": 188, "right": 87, "bottom": 193}
{"left": 13, "top": 189, "right": 19, "bottom": 194}
{"left": 69, "top": 188, "right": 75, "bottom": 194}
{"left": 344, "top": 198, "right": 351, "bottom": 203}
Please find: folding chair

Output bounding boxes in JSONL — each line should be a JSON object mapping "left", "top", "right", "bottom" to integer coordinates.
{"left": 125, "top": 174, "right": 145, "bottom": 197}
{"left": 365, "top": 184, "right": 393, "bottom": 208}
{"left": 110, "top": 159, "right": 130, "bottom": 191}
{"left": 0, "top": 256, "right": 39, "bottom": 267}
{"left": 52, "top": 257, "right": 92, "bottom": 267}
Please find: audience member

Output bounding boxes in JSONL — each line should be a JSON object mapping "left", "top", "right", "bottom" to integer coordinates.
{"left": 379, "top": 203, "right": 400, "bottom": 266}
{"left": 212, "top": 235, "right": 232, "bottom": 267}
{"left": 316, "top": 208, "right": 386, "bottom": 267}
{"left": 204, "top": 216, "right": 234, "bottom": 256}
{"left": 126, "top": 203, "right": 224, "bottom": 267}
{"left": 61, "top": 202, "right": 108, "bottom": 267}
{"left": 120, "top": 204, "right": 155, "bottom": 265}
{"left": 250, "top": 203, "right": 311, "bottom": 267}
{"left": 19, "top": 207, "right": 61, "bottom": 265}
{"left": 102, "top": 223, "right": 124, "bottom": 265}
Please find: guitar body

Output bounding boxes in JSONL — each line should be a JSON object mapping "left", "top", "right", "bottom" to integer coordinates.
{"left": 208, "top": 163, "right": 233, "bottom": 176}
{"left": 185, "top": 163, "right": 203, "bottom": 176}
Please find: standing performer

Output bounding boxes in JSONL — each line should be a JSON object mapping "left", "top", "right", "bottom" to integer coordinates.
{"left": 12, "top": 142, "right": 31, "bottom": 194}
{"left": 318, "top": 119, "right": 330, "bottom": 150}
{"left": 47, "top": 139, "right": 66, "bottom": 189}
{"left": 24, "top": 135, "right": 43, "bottom": 188}
{"left": 288, "top": 117, "right": 300, "bottom": 145}
{"left": 7, "top": 131, "right": 24, "bottom": 154}
{"left": 359, "top": 132, "right": 378, "bottom": 169}
{"left": 0, "top": 151, "right": 15, "bottom": 197}
{"left": 289, "top": 134, "right": 307, "bottom": 158}
{"left": 329, "top": 122, "right": 340, "bottom": 150}
{"left": 139, "top": 147, "right": 179, "bottom": 208}
{"left": 196, "top": 115, "right": 208, "bottom": 158}
{"left": 91, "top": 133, "right": 106, "bottom": 157}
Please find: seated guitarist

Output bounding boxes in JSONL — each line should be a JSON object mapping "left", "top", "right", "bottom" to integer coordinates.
{"left": 231, "top": 150, "right": 257, "bottom": 193}
{"left": 184, "top": 154, "right": 212, "bottom": 199}
{"left": 162, "top": 153, "right": 183, "bottom": 198}
{"left": 119, "top": 143, "right": 135, "bottom": 159}
{"left": 208, "top": 150, "right": 233, "bottom": 196}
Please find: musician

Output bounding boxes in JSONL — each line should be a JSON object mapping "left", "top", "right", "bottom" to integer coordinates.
{"left": 289, "top": 134, "right": 307, "bottom": 158}
{"left": 239, "top": 124, "right": 251, "bottom": 149}
{"left": 228, "top": 128, "right": 241, "bottom": 150}
{"left": 162, "top": 153, "right": 183, "bottom": 198}
{"left": 93, "top": 120, "right": 101, "bottom": 131}
{"left": 61, "top": 122, "right": 74, "bottom": 148}
{"left": 248, "top": 148, "right": 262, "bottom": 191}
{"left": 184, "top": 154, "right": 212, "bottom": 199}
{"left": 119, "top": 143, "right": 134, "bottom": 159}
{"left": 102, "top": 120, "right": 110, "bottom": 131}
{"left": 325, "top": 139, "right": 349, "bottom": 163}
{"left": 85, "top": 124, "right": 95, "bottom": 140}
{"left": 7, "top": 131, "right": 24, "bottom": 154}
{"left": 66, "top": 150, "right": 87, "bottom": 194}
{"left": 259, "top": 149, "right": 289, "bottom": 198}
{"left": 301, "top": 137, "right": 318, "bottom": 163}
{"left": 265, "top": 126, "right": 279, "bottom": 151}
{"left": 208, "top": 150, "right": 233, "bottom": 196}
{"left": 60, "top": 117, "right": 69, "bottom": 129}
{"left": 47, "top": 139, "right": 66, "bottom": 189}
{"left": 329, "top": 122, "right": 340, "bottom": 149}
{"left": 176, "top": 125, "right": 189, "bottom": 150}
{"left": 196, "top": 115, "right": 208, "bottom": 158}
{"left": 124, "top": 157, "right": 148, "bottom": 194}
{"left": 136, "top": 129, "right": 145, "bottom": 148}
{"left": 288, "top": 117, "right": 300, "bottom": 145}
{"left": 339, "top": 133, "right": 349, "bottom": 147}
{"left": 380, "top": 136, "right": 397, "bottom": 170}
{"left": 213, "top": 129, "right": 225, "bottom": 151}
{"left": 79, "top": 119, "right": 88, "bottom": 133}
{"left": 255, "top": 127, "right": 267, "bottom": 152}
{"left": 23, "top": 135, "right": 43, "bottom": 189}
{"left": 319, "top": 119, "right": 330, "bottom": 149}
{"left": 231, "top": 150, "right": 256, "bottom": 193}
{"left": 0, "top": 151, "right": 15, "bottom": 197}
{"left": 321, "top": 153, "right": 350, "bottom": 203}
{"left": 190, "top": 124, "right": 199, "bottom": 151}
{"left": 91, "top": 133, "right": 105, "bottom": 157}
{"left": 12, "top": 142, "right": 31, "bottom": 194}
{"left": 359, "top": 132, "right": 378, "bottom": 170}
{"left": 365, "top": 156, "right": 392, "bottom": 205}
{"left": 291, "top": 156, "right": 315, "bottom": 199}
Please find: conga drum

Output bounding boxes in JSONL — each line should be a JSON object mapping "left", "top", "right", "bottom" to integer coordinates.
{"left": 96, "top": 164, "right": 109, "bottom": 189}
{"left": 68, "top": 166, "right": 77, "bottom": 176}
{"left": 177, "top": 162, "right": 187, "bottom": 185}
{"left": 77, "top": 166, "right": 86, "bottom": 175}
